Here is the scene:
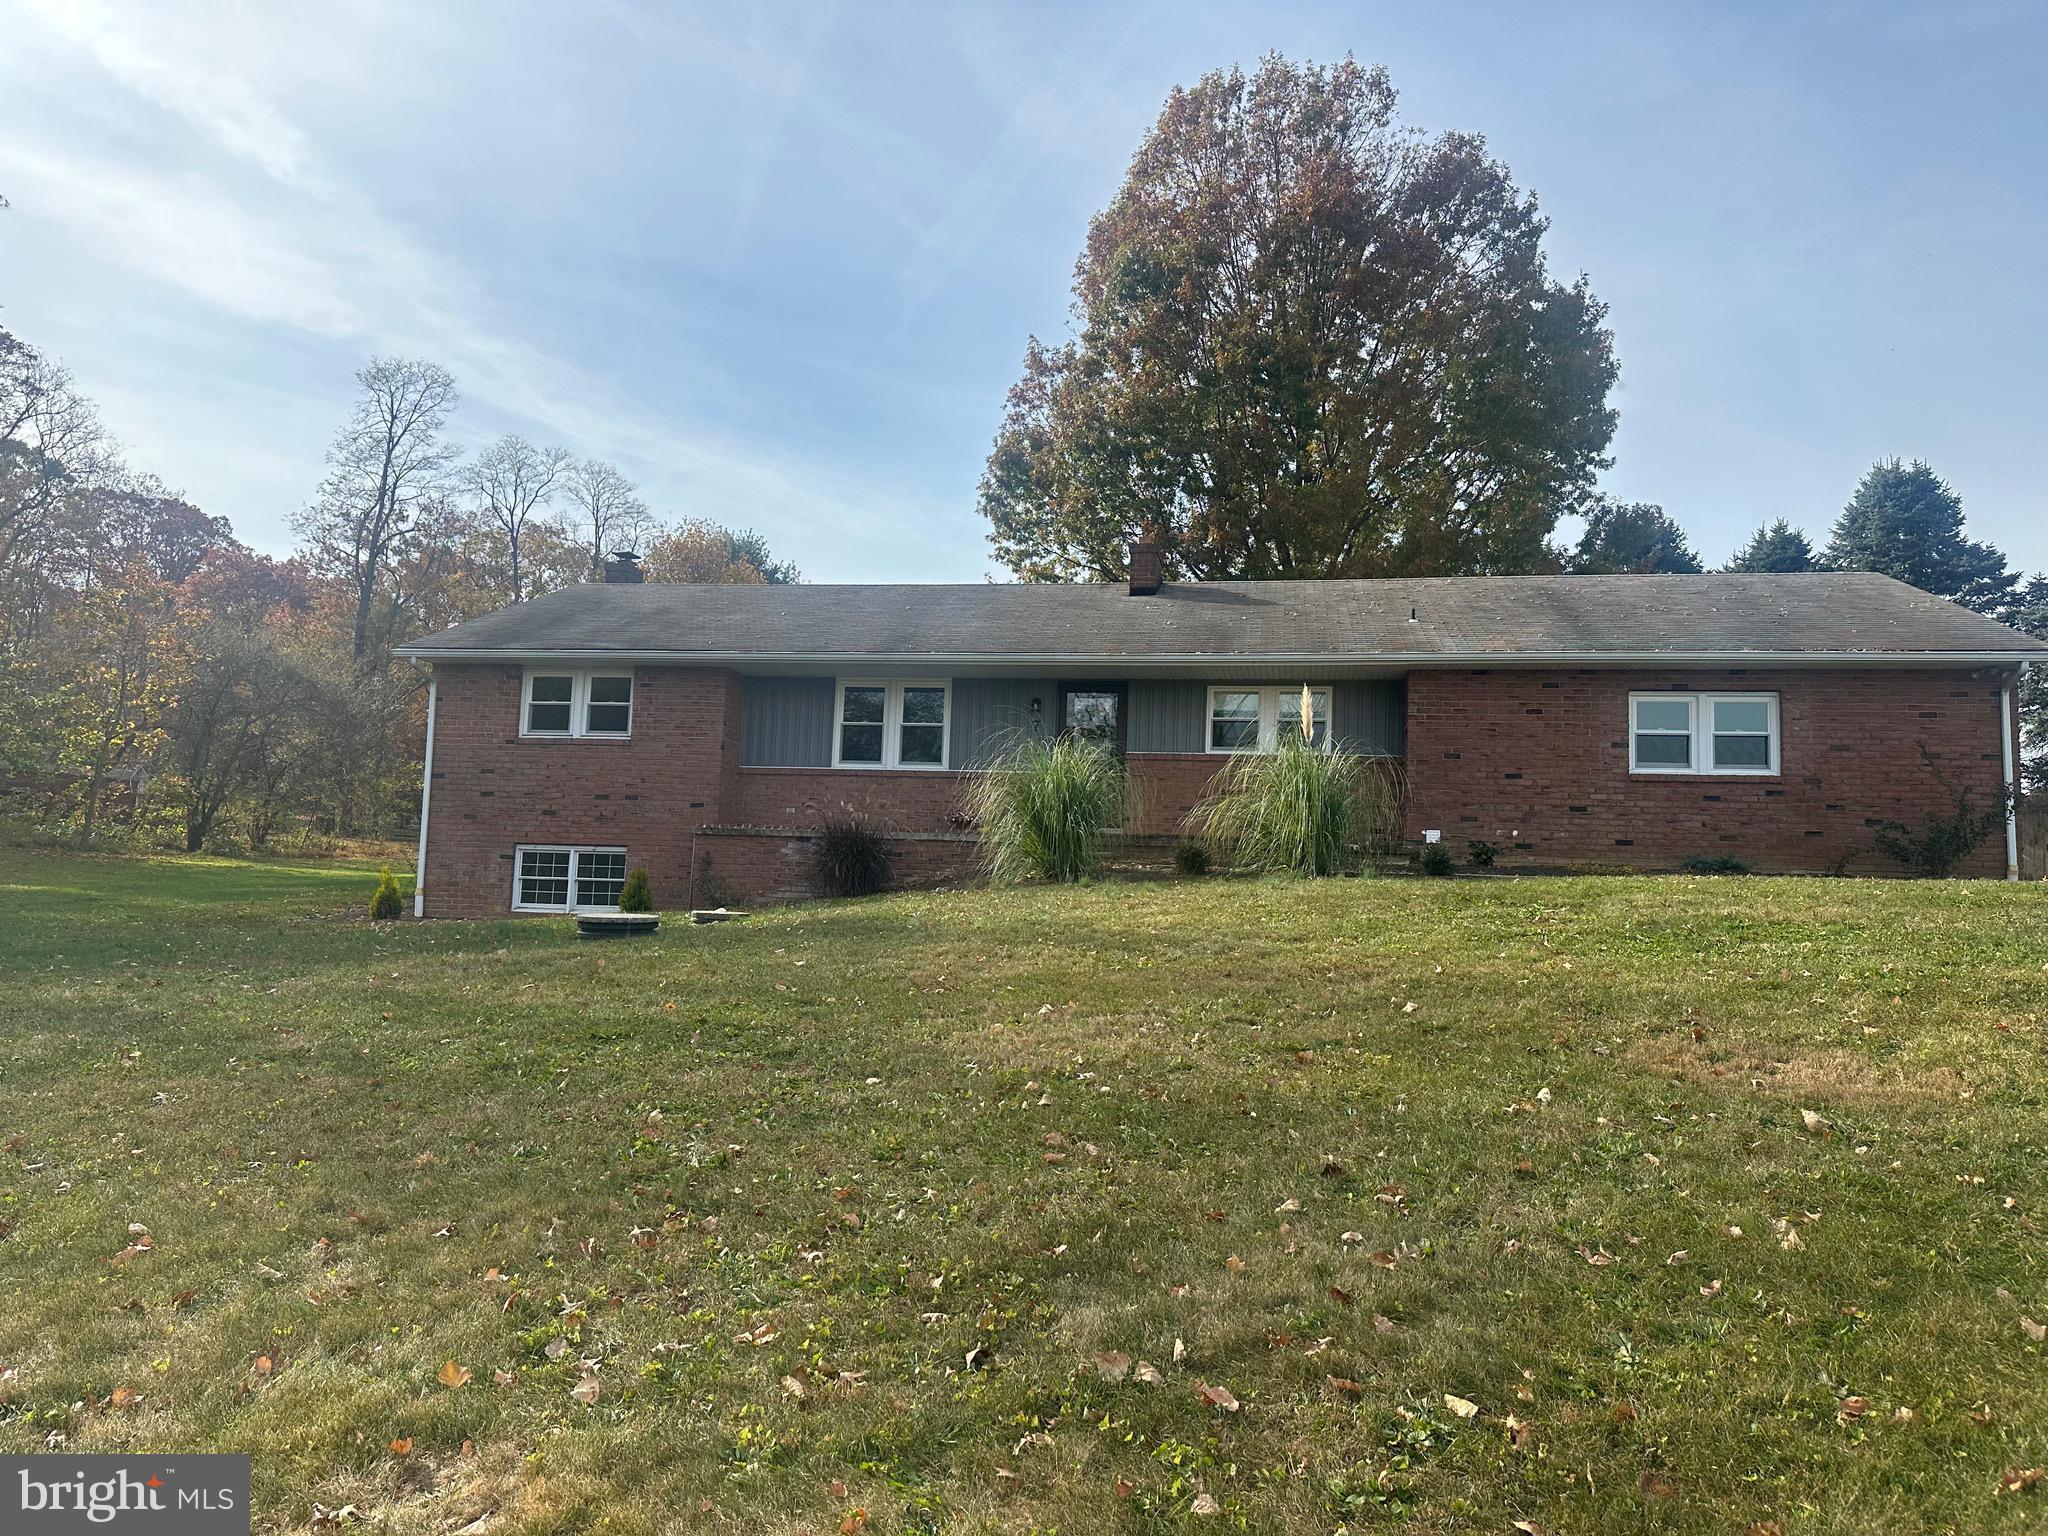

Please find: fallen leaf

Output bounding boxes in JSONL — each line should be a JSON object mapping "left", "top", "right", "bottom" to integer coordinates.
{"left": 1195, "top": 1382, "right": 1239, "bottom": 1411}
{"left": 1369, "top": 1251, "right": 1397, "bottom": 1269}
{"left": 1636, "top": 1470, "right": 1676, "bottom": 1498}
{"left": 110, "top": 1386, "right": 139, "bottom": 1409}
{"left": 1328, "top": 1285, "right": 1353, "bottom": 1307}
{"left": 390, "top": 1438, "right": 414, "bottom": 1456}
{"left": 1372, "top": 1313, "right": 1396, "bottom": 1333}
{"left": 1700, "top": 1278, "right": 1724, "bottom": 1299}
{"left": 1837, "top": 1396, "right": 1869, "bottom": 1424}
{"left": 1444, "top": 1393, "right": 1480, "bottom": 1418}
{"left": 2022, "top": 1317, "right": 2046, "bottom": 1344}
{"left": 570, "top": 1374, "right": 601, "bottom": 1405}
{"left": 1190, "top": 1493, "right": 1222, "bottom": 1516}
{"left": 1326, "top": 1375, "right": 1363, "bottom": 1395}
{"left": 1113, "top": 1477, "right": 1135, "bottom": 1497}
{"left": 437, "top": 1360, "right": 472, "bottom": 1389}
{"left": 1996, "top": 1467, "right": 2043, "bottom": 1497}
{"left": 493, "top": 1369, "right": 515, "bottom": 1387}
{"left": 1800, "top": 1108, "right": 1827, "bottom": 1133}
{"left": 1504, "top": 1414, "right": 1534, "bottom": 1451}
{"left": 1092, "top": 1350, "right": 1130, "bottom": 1383}
{"left": 1133, "top": 1361, "right": 1163, "bottom": 1385}
{"left": 1576, "top": 1245, "right": 1616, "bottom": 1267}
{"left": 1223, "top": 1254, "right": 1245, "bottom": 1271}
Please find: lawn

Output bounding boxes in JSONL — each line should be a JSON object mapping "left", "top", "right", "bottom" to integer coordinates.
{"left": 1, "top": 851, "right": 2045, "bottom": 1534}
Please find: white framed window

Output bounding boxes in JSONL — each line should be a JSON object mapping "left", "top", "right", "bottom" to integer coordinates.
{"left": 513, "top": 845, "right": 628, "bottom": 911}
{"left": 522, "top": 670, "right": 633, "bottom": 738}
{"left": 833, "top": 680, "right": 950, "bottom": 769}
{"left": 1205, "top": 685, "right": 1332, "bottom": 753}
{"left": 1628, "top": 692, "right": 1779, "bottom": 776}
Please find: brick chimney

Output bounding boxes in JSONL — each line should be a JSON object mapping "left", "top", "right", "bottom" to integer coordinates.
{"left": 1127, "top": 539, "right": 1163, "bottom": 596}
{"left": 603, "top": 550, "right": 645, "bottom": 585}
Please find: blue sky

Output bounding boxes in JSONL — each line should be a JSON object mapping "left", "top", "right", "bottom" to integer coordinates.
{"left": 1, "top": 0, "right": 2043, "bottom": 582}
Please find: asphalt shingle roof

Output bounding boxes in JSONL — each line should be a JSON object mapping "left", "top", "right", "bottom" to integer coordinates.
{"left": 395, "top": 572, "right": 2046, "bottom": 663}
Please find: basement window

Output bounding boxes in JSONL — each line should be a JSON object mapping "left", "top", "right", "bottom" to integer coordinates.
{"left": 522, "top": 670, "right": 633, "bottom": 738}
{"left": 513, "top": 846, "right": 627, "bottom": 912}
{"left": 1628, "top": 692, "right": 1779, "bottom": 776}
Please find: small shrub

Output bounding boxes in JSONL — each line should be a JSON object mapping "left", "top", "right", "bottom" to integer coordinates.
{"left": 617, "top": 865, "right": 655, "bottom": 912}
{"left": 968, "top": 733, "right": 1126, "bottom": 884}
{"left": 1173, "top": 840, "right": 1211, "bottom": 878}
{"left": 695, "top": 857, "right": 736, "bottom": 911}
{"left": 369, "top": 866, "right": 404, "bottom": 920}
{"left": 814, "top": 814, "right": 893, "bottom": 898}
{"left": 1873, "top": 749, "right": 2011, "bottom": 877}
{"left": 1682, "top": 853, "right": 1752, "bottom": 875}
{"left": 1192, "top": 732, "right": 1361, "bottom": 877}
{"left": 1419, "top": 842, "right": 1454, "bottom": 877}
{"left": 1467, "top": 839, "right": 1500, "bottom": 869}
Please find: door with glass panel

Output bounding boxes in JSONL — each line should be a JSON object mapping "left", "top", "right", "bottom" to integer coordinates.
{"left": 1057, "top": 683, "right": 1127, "bottom": 754}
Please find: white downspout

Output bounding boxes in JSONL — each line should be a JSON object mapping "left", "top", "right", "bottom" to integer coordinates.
{"left": 414, "top": 671, "right": 438, "bottom": 916}
{"left": 2000, "top": 674, "right": 2019, "bottom": 882}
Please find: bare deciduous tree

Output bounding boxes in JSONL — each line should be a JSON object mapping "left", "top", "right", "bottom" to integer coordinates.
{"left": 293, "top": 357, "right": 459, "bottom": 661}
{"left": 464, "top": 434, "right": 573, "bottom": 602}
{"left": 563, "top": 458, "right": 653, "bottom": 577}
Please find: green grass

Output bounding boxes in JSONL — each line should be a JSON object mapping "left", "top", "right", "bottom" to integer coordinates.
{"left": 2, "top": 852, "right": 2046, "bottom": 1534}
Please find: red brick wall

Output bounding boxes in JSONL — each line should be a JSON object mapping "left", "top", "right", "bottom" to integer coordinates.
{"left": 730, "top": 757, "right": 1231, "bottom": 839}
{"left": 1402, "top": 666, "right": 2016, "bottom": 875}
{"left": 419, "top": 663, "right": 744, "bottom": 918}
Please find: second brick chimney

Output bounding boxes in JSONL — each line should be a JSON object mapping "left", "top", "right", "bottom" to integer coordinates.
{"left": 1127, "top": 539, "right": 1163, "bottom": 596}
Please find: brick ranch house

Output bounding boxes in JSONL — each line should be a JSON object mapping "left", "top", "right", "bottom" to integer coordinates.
{"left": 395, "top": 552, "right": 2044, "bottom": 916}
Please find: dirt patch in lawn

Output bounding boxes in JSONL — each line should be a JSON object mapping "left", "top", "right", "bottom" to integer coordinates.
{"left": 1629, "top": 1034, "right": 1972, "bottom": 1106}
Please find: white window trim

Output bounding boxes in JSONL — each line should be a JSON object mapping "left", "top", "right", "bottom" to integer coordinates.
{"left": 1204, "top": 684, "right": 1334, "bottom": 754}
{"left": 1628, "top": 691, "right": 1780, "bottom": 776}
{"left": 511, "top": 844, "right": 628, "bottom": 912}
{"left": 521, "top": 668, "right": 634, "bottom": 739}
{"left": 831, "top": 679, "right": 952, "bottom": 770}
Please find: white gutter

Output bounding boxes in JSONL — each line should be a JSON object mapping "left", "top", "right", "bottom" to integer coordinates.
{"left": 389, "top": 646, "right": 2045, "bottom": 668}
{"left": 2001, "top": 675, "right": 2020, "bottom": 882}
{"left": 413, "top": 672, "right": 437, "bottom": 917}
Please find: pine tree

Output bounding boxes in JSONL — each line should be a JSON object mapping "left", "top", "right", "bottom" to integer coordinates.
{"left": 1569, "top": 499, "right": 1703, "bottom": 574}
{"left": 369, "top": 866, "right": 403, "bottom": 921}
{"left": 1726, "top": 518, "right": 1815, "bottom": 573}
{"left": 1821, "top": 459, "right": 2017, "bottom": 615}
{"left": 2011, "top": 574, "right": 2048, "bottom": 793}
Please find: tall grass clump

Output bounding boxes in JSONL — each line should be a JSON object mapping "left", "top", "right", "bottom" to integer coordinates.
{"left": 1194, "top": 733, "right": 1363, "bottom": 876}
{"left": 968, "top": 733, "right": 1125, "bottom": 883}
{"left": 813, "top": 813, "right": 893, "bottom": 897}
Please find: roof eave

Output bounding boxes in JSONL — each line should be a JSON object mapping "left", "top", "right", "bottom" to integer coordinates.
{"left": 392, "top": 645, "right": 2043, "bottom": 667}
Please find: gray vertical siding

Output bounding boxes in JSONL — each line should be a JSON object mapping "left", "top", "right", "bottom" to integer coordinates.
{"left": 1131, "top": 677, "right": 1406, "bottom": 755}
{"left": 741, "top": 672, "right": 1408, "bottom": 768}
{"left": 740, "top": 676, "right": 835, "bottom": 767}
{"left": 1333, "top": 678, "right": 1406, "bottom": 755}
{"left": 1128, "top": 679, "right": 1207, "bottom": 753}
{"left": 949, "top": 677, "right": 1056, "bottom": 768}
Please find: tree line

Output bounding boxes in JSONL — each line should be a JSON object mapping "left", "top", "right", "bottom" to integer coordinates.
{"left": 0, "top": 333, "right": 795, "bottom": 852}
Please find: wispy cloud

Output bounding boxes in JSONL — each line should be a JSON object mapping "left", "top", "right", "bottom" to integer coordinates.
{"left": 0, "top": 0, "right": 960, "bottom": 569}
